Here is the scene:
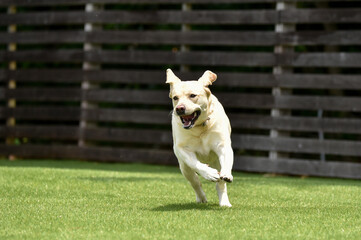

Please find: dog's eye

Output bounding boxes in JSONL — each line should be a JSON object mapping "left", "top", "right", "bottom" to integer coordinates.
{"left": 190, "top": 94, "right": 197, "bottom": 98}
{"left": 173, "top": 96, "right": 179, "bottom": 101}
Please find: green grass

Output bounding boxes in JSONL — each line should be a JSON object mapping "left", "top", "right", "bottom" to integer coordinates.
{"left": 0, "top": 159, "right": 360, "bottom": 240}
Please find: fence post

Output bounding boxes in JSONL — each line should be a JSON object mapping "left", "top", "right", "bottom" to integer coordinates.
{"left": 79, "top": 3, "right": 102, "bottom": 147}
{"left": 6, "top": 6, "right": 17, "bottom": 160}
{"left": 269, "top": 2, "right": 295, "bottom": 160}
{"left": 180, "top": 3, "right": 191, "bottom": 72}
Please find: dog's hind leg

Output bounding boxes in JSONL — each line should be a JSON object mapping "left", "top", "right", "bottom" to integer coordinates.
{"left": 216, "top": 181, "right": 232, "bottom": 207}
{"left": 180, "top": 163, "right": 207, "bottom": 203}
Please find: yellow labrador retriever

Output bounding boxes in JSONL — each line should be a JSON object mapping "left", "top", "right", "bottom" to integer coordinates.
{"left": 166, "top": 69, "right": 234, "bottom": 207}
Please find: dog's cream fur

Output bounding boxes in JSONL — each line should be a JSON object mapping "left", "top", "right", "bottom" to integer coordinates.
{"left": 166, "top": 69, "right": 234, "bottom": 207}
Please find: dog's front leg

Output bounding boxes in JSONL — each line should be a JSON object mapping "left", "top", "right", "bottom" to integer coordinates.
{"left": 216, "top": 144, "right": 234, "bottom": 183}
{"left": 179, "top": 162, "right": 207, "bottom": 203}
{"left": 174, "top": 147, "right": 220, "bottom": 182}
{"left": 214, "top": 144, "right": 233, "bottom": 207}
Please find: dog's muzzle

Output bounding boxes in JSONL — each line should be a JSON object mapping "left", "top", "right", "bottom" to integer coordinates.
{"left": 178, "top": 110, "right": 201, "bottom": 129}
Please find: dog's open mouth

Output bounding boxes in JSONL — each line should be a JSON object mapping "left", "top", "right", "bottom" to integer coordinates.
{"left": 180, "top": 110, "right": 201, "bottom": 129}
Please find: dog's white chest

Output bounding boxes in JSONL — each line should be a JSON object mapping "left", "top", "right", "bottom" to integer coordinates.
{"left": 183, "top": 131, "right": 218, "bottom": 155}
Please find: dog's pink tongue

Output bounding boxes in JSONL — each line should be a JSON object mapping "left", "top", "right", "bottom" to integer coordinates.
{"left": 182, "top": 113, "right": 194, "bottom": 127}
{"left": 183, "top": 114, "right": 194, "bottom": 121}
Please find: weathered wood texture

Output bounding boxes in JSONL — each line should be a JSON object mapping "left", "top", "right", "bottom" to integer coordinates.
{"left": 0, "top": 0, "right": 360, "bottom": 179}
{"left": 0, "top": 0, "right": 352, "bottom": 6}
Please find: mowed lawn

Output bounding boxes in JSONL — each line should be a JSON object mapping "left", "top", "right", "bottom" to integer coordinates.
{"left": 0, "top": 160, "right": 360, "bottom": 240}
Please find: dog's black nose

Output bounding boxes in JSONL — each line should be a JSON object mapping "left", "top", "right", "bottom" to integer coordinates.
{"left": 176, "top": 104, "right": 186, "bottom": 115}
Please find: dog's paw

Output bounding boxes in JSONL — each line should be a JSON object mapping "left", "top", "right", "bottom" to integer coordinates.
{"left": 220, "top": 173, "right": 233, "bottom": 183}
{"left": 196, "top": 195, "right": 208, "bottom": 203}
{"left": 199, "top": 167, "right": 220, "bottom": 182}
{"left": 219, "top": 201, "right": 232, "bottom": 207}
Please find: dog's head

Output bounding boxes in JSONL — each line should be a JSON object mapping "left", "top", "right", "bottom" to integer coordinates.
{"left": 166, "top": 69, "right": 217, "bottom": 129}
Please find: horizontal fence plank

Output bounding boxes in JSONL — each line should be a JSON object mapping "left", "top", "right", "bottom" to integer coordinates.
{"left": 84, "top": 89, "right": 170, "bottom": 105}
{"left": 0, "top": 144, "right": 177, "bottom": 165}
{"left": 281, "top": 53, "right": 361, "bottom": 68}
{"left": 0, "top": 107, "right": 80, "bottom": 121}
{"left": 230, "top": 114, "right": 361, "bottom": 134}
{"left": 272, "top": 95, "right": 361, "bottom": 112}
{"left": 281, "top": 30, "right": 361, "bottom": 46}
{"left": 235, "top": 135, "right": 361, "bottom": 156}
{"left": 5, "top": 88, "right": 81, "bottom": 102}
{"left": 0, "top": 30, "right": 277, "bottom": 46}
{"left": 0, "top": 10, "right": 277, "bottom": 25}
{"left": 234, "top": 156, "right": 361, "bottom": 179}
{"left": 83, "top": 108, "right": 171, "bottom": 124}
{"left": 0, "top": 50, "right": 277, "bottom": 67}
{"left": 84, "top": 127, "right": 172, "bottom": 144}
{"left": 281, "top": 9, "right": 361, "bottom": 23}
{"left": 2, "top": 69, "right": 361, "bottom": 90}
{"left": 0, "top": 0, "right": 341, "bottom": 7}
{"left": 2, "top": 50, "right": 361, "bottom": 67}
{"left": 218, "top": 93, "right": 361, "bottom": 111}
{"left": 2, "top": 30, "right": 361, "bottom": 46}
{"left": 2, "top": 9, "right": 361, "bottom": 25}
{"left": 4, "top": 88, "right": 361, "bottom": 111}
{"left": 4, "top": 125, "right": 79, "bottom": 140}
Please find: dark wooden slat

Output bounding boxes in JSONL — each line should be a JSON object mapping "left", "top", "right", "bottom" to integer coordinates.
{"left": 273, "top": 95, "right": 361, "bottom": 111}
{"left": 280, "top": 31, "right": 361, "bottom": 46}
{"left": 0, "top": 69, "right": 84, "bottom": 83}
{"left": 218, "top": 93, "right": 361, "bottom": 111}
{"left": 274, "top": 74, "right": 361, "bottom": 90}
{"left": 0, "top": 31, "right": 277, "bottom": 46}
{"left": 234, "top": 156, "right": 361, "bottom": 179}
{"left": 281, "top": 53, "right": 361, "bottom": 68}
{"left": 5, "top": 88, "right": 361, "bottom": 111}
{"left": 3, "top": 50, "right": 361, "bottom": 67}
{"left": 230, "top": 114, "right": 361, "bottom": 134}
{"left": 3, "top": 9, "right": 361, "bottom": 26}
{"left": 217, "top": 72, "right": 361, "bottom": 90}
{"left": 0, "top": 0, "right": 348, "bottom": 6}
{"left": 235, "top": 135, "right": 361, "bottom": 156}
{"left": 84, "top": 128, "right": 173, "bottom": 144}
{"left": 5, "top": 126, "right": 79, "bottom": 140}
{"left": 5, "top": 88, "right": 81, "bottom": 102}
{"left": 0, "top": 10, "right": 277, "bottom": 25}
{"left": 83, "top": 108, "right": 171, "bottom": 125}
{"left": 84, "top": 89, "right": 170, "bottom": 105}
{"left": 0, "top": 50, "right": 277, "bottom": 67}
{"left": 3, "top": 69, "right": 361, "bottom": 90}
{"left": 281, "top": 9, "right": 361, "bottom": 23}
{"left": 3, "top": 30, "right": 361, "bottom": 46}
{"left": 0, "top": 107, "right": 80, "bottom": 121}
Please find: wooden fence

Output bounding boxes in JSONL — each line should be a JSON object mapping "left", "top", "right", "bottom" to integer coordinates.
{"left": 0, "top": 0, "right": 361, "bottom": 179}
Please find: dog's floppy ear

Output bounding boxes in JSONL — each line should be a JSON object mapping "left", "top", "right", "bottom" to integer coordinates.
{"left": 165, "top": 69, "right": 181, "bottom": 98}
{"left": 198, "top": 70, "right": 217, "bottom": 87}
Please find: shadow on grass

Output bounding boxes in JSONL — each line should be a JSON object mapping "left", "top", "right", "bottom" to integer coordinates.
{"left": 151, "top": 202, "right": 223, "bottom": 212}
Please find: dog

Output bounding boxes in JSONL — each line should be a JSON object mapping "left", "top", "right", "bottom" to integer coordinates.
{"left": 166, "top": 69, "right": 234, "bottom": 207}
